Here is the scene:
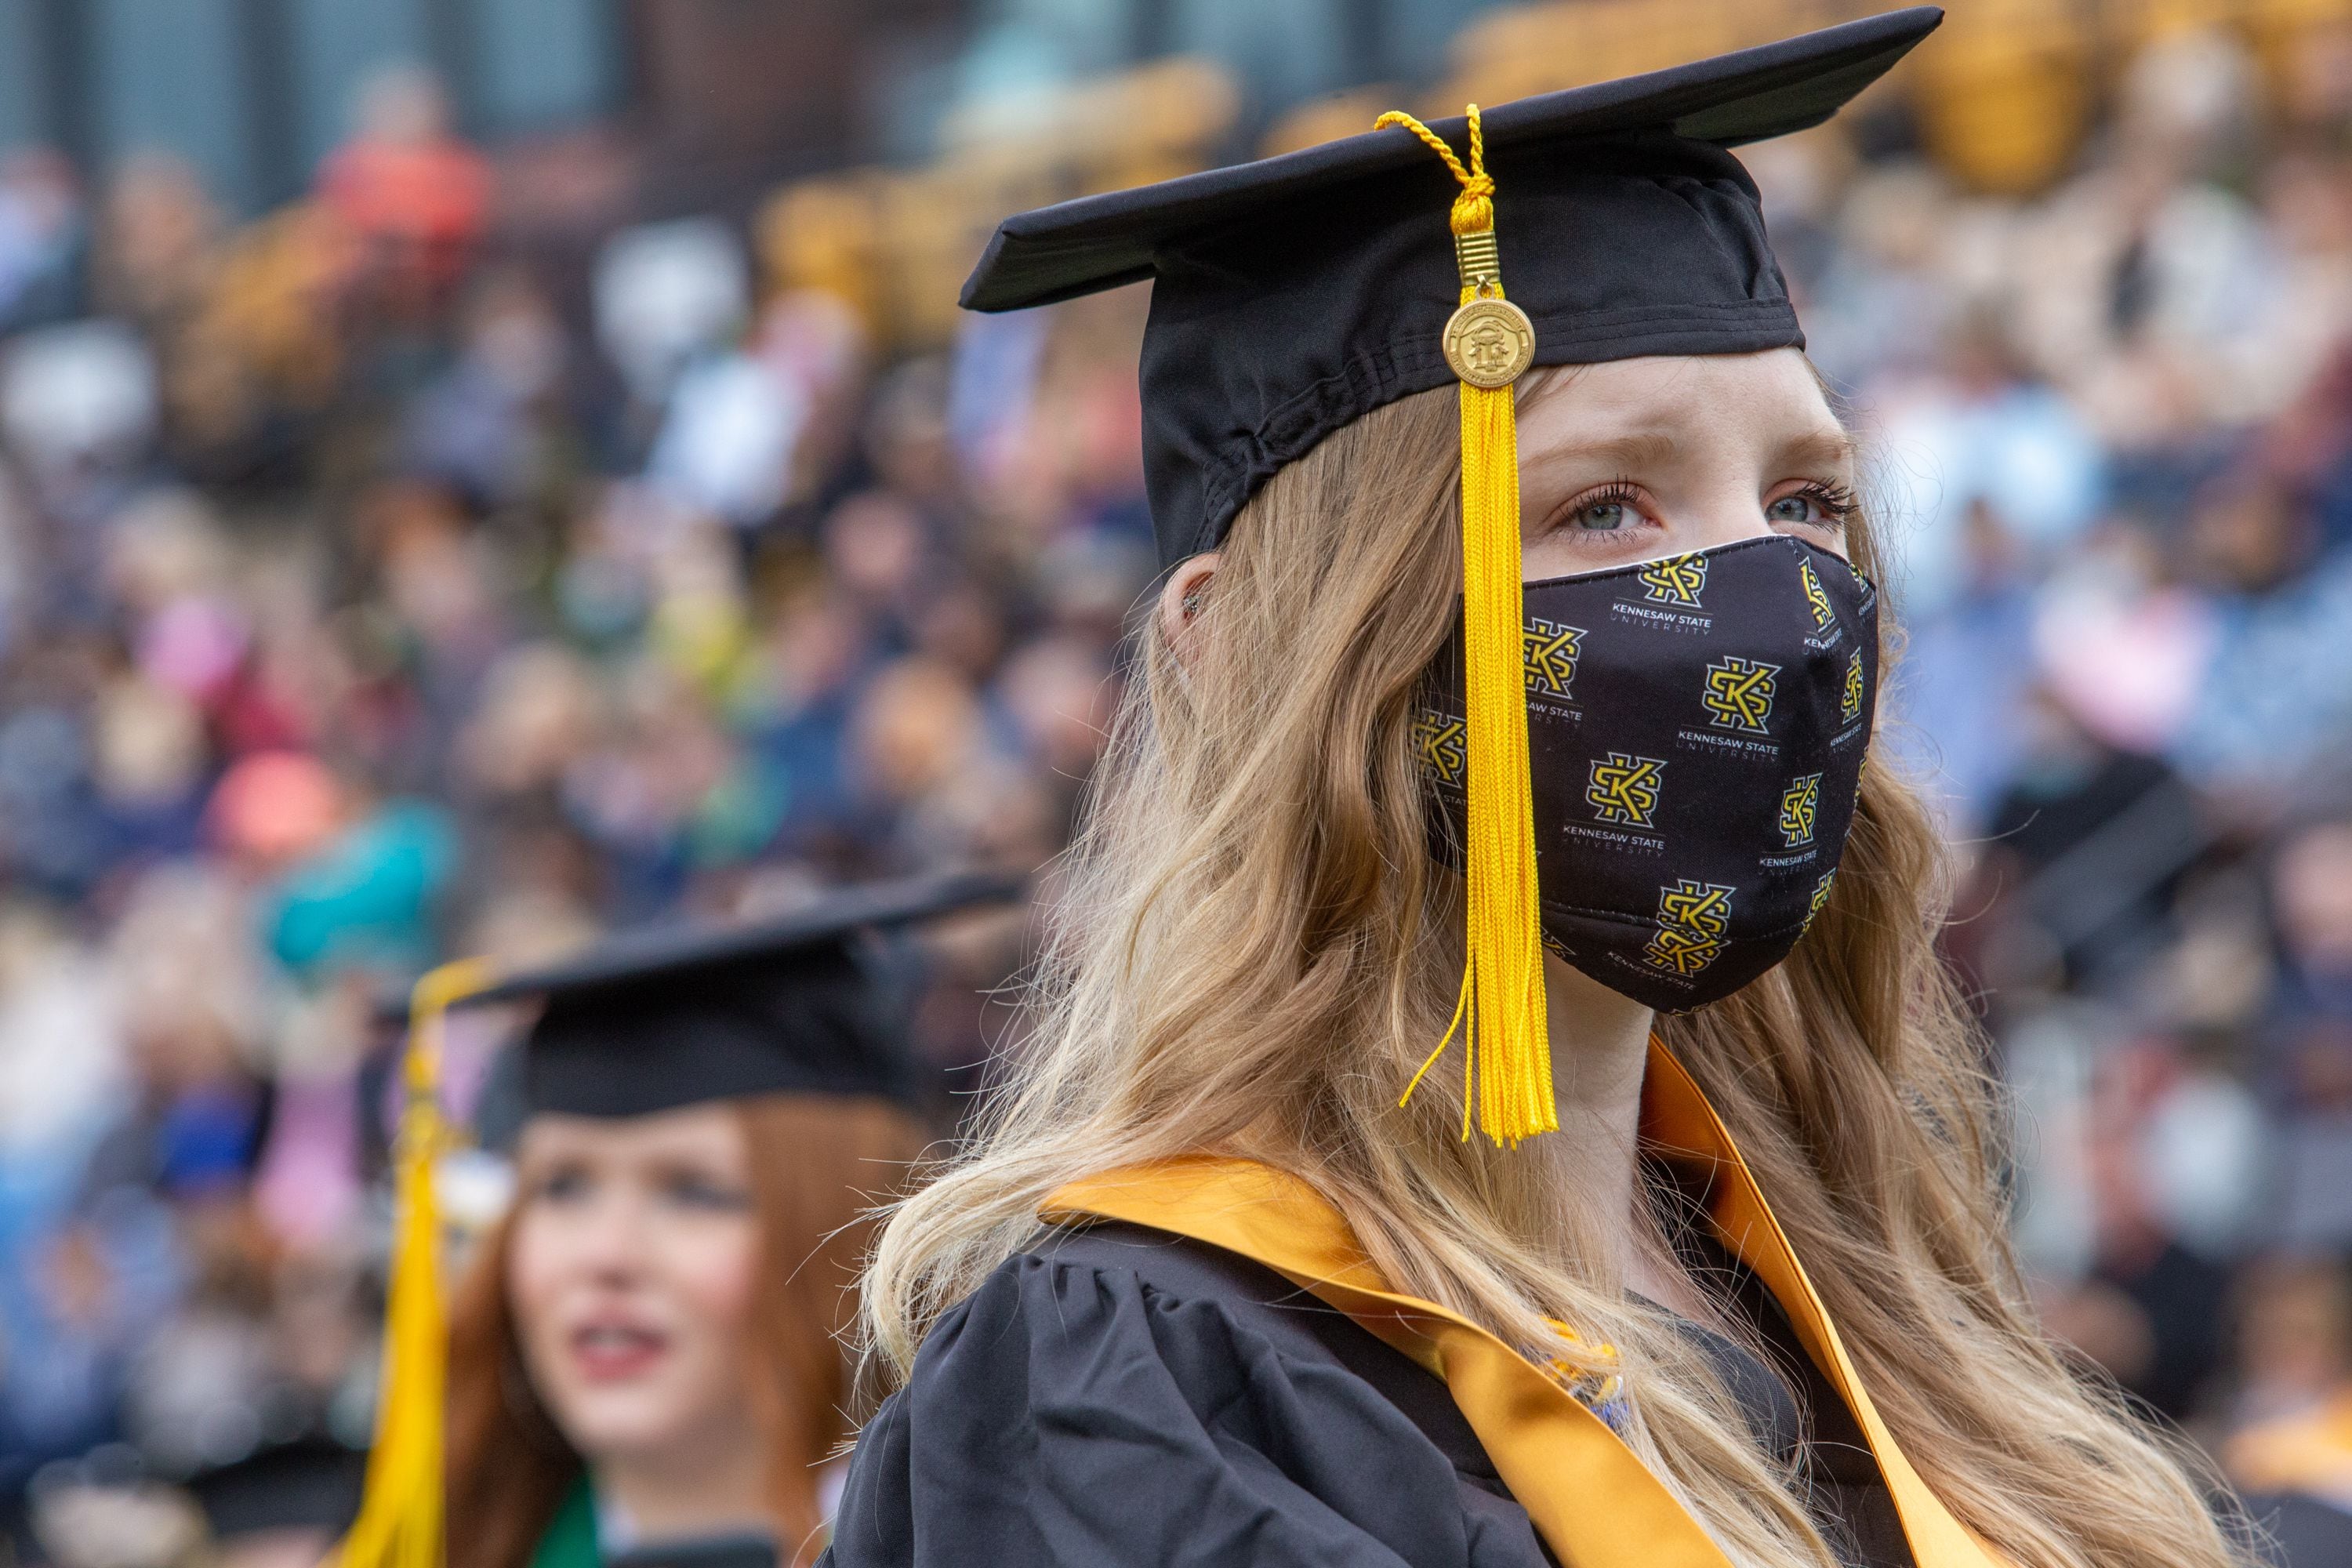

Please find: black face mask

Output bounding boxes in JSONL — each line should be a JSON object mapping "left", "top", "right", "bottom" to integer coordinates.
{"left": 1420, "top": 534, "right": 1878, "bottom": 1012}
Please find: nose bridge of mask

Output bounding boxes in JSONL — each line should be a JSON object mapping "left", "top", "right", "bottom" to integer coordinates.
{"left": 1520, "top": 528, "right": 1834, "bottom": 593}
{"left": 1421, "top": 532, "right": 1878, "bottom": 1014}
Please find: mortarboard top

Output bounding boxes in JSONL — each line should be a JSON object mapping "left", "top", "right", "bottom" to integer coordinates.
{"left": 434, "top": 869, "right": 1023, "bottom": 1120}
{"left": 960, "top": 7, "right": 1943, "bottom": 568}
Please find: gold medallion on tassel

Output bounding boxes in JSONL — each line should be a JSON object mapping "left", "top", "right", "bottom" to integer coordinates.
{"left": 1443, "top": 298, "right": 1535, "bottom": 388}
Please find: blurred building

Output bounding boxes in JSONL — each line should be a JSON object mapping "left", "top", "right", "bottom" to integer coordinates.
{"left": 0, "top": 0, "right": 972, "bottom": 219}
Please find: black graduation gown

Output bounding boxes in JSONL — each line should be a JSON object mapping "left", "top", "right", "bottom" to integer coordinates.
{"left": 2245, "top": 1491, "right": 2352, "bottom": 1566}
{"left": 822, "top": 1222, "right": 1914, "bottom": 1568}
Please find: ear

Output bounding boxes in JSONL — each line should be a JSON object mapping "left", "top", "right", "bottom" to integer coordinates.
{"left": 1156, "top": 551, "right": 1221, "bottom": 671}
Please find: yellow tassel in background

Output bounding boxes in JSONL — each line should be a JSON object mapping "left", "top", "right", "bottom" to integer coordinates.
{"left": 1380, "top": 105, "right": 1555, "bottom": 1146}
{"left": 339, "top": 957, "right": 493, "bottom": 1568}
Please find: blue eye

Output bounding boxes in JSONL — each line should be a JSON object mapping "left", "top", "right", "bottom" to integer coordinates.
{"left": 1559, "top": 483, "right": 1646, "bottom": 535}
{"left": 1766, "top": 484, "right": 1857, "bottom": 529}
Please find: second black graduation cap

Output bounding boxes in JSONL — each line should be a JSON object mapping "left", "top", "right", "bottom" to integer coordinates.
{"left": 960, "top": 8, "right": 1942, "bottom": 568}
{"left": 452, "top": 870, "right": 1022, "bottom": 1120}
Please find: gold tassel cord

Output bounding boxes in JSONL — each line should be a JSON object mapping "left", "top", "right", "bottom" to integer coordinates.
{"left": 339, "top": 956, "right": 496, "bottom": 1568}
{"left": 1377, "top": 106, "right": 1555, "bottom": 1146}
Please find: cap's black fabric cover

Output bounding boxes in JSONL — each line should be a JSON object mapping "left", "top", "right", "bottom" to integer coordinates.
{"left": 460, "top": 871, "right": 1019, "bottom": 1119}
{"left": 523, "top": 942, "right": 913, "bottom": 1117}
{"left": 960, "top": 9, "right": 1941, "bottom": 567}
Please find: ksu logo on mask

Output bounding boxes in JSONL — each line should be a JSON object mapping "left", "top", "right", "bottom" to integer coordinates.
{"left": 1798, "top": 558, "right": 1835, "bottom": 633}
{"left": 1644, "top": 879, "right": 1733, "bottom": 975}
{"left": 1638, "top": 553, "right": 1708, "bottom": 608}
{"left": 1586, "top": 753, "right": 1665, "bottom": 827}
{"left": 1523, "top": 619, "right": 1584, "bottom": 699}
{"left": 1413, "top": 710, "right": 1468, "bottom": 787}
{"left": 1702, "top": 656, "right": 1779, "bottom": 733}
{"left": 1778, "top": 772, "right": 1821, "bottom": 848}
{"left": 1799, "top": 869, "right": 1837, "bottom": 936}
{"left": 1842, "top": 650, "right": 1866, "bottom": 726}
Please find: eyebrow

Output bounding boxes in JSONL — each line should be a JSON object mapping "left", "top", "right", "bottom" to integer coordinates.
{"left": 1520, "top": 432, "right": 1683, "bottom": 477}
{"left": 1779, "top": 426, "right": 1859, "bottom": 471}
{"left": 1519, "top": 425, "right": 1857, "bottom": 480}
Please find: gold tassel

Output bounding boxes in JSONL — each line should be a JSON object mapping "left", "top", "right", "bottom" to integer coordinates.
{"left": 339, "top": 957, "right": 495, "bottom": 1568}
{"left": 1381, "top": 106, "right": 1555, "bottom": 1146}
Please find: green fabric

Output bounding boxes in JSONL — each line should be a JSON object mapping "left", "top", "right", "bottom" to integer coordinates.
{"left": 529, "top": 1477, "right": 601, "bottom": 1568}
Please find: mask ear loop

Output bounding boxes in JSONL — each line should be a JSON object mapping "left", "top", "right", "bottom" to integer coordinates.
{"left": 1376, "top": 104, "right": 1555, "bottom": 1147}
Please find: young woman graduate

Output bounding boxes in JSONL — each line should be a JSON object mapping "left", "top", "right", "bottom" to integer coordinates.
{"left": 821, "top": 13, "right": 2257, "bottom": 1568}
{"left": 334, "top": 873, "right": 1015, "bottom": 1568}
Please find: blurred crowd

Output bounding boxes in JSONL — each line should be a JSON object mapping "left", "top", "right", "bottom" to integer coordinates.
{"left": 1770, "top": 19, "right": 2352, "bottom": 1514}
{"left": 0, "top": 62, "right": 1142, "bottom": 1559}
{"left": 6, "top": 11, "right": 2352, "bottom": 1563}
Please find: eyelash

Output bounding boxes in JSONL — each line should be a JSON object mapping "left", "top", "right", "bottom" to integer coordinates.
{"left": 1554, "top": 480, "right": 1650, "bottom": 542}
{"left": 1581, "top": 479, "right": 1646, "bottom": 515}
{"left": 1550, "top": 478, "right": 1858, "bottom": 544}
{"left": 1788, "top": 481, "right": 1860, "bottom": 524}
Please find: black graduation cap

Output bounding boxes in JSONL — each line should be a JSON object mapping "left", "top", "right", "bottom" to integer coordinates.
{"left": 445, "top": 870, "right": 1023, "bottom": 1120}
{"left": 960, "top": 7, "right": 1942, "bottom": 568}
{"left": 184, "top": 1439, "right": 368, "bottom": 1542}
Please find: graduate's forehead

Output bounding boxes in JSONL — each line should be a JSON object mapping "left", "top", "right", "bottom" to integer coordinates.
{"left": 515, "top": 1101, "right": 747, "bottom": 1165}
{"left": 1518, "top": 351, "right": 1853, "bottom": 474}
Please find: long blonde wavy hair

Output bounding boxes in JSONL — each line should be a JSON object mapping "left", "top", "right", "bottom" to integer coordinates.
{"left": 862, "top": 378, "right": 2249, "bottom": 1568}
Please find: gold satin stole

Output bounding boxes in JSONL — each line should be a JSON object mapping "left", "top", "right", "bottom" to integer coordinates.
{"left": 1044, "top": 1037, "right": 2009, "bottom": 1568}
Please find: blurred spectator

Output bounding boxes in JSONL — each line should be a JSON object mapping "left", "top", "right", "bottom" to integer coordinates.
{"left": 397, "top": 270, "right": 568, "bottom": 510}
{"left": 92, "top": 157, "right": 221, "bottom": 339}
{"left": 2262, "top": 826, "right": 2352, "bottom": 1262}
{"left": 315, "top": 68, "right": 491, "bottom": 314}
{"left": 0, "top": 152, "right": 84, "bottom": 333}
{"left": 1975, "top": 685, "right": 2194, "bottom": 988}
{"left": 2035, "top": 1036, "right": 2258, "bottom": 1422}
{"left": 2176, "top": 499, "right": 2352, "bottom": 797}
{"left": 2, "top": 321, "right": 158, "bottom": 487}
{"left": 593, "top": 219, "right": 749, "bottom": 414}
{"left": 2224, "top": 1258, "right": 2352, "bottom": 1561}
{"left": 1872, "top": 309, "right": 2107, "bottom": 622}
